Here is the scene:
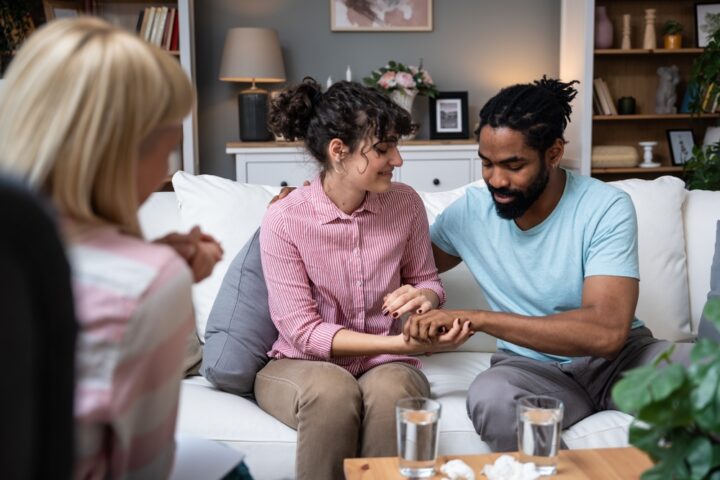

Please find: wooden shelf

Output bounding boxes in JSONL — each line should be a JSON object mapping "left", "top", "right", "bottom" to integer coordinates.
{"left": 595, "top": 48, "right": 703, "bottom": 55}
{"left": 227, "top": 139, "right": 476, "bottom": 148}
{"left": 592, "top": 166, "right": 683, "bottom": 174}
{"left": 593, "top": 114, "right": 720, "bottom": 121}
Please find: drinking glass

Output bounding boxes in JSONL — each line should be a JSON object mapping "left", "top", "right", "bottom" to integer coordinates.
{"left": 396, "top": 397, "right": 441, "bottom": 478}
{"left": 517, "top": 395, "right": 564, "bottom": 475}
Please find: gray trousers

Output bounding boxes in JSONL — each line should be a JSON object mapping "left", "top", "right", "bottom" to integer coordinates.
{"left": 466, "top": 326, "right": 692, "bottom": 451}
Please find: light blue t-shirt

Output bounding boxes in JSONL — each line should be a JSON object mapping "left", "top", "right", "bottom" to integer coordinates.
{"left": 430, "top": 170, "right": 642, "bottom": 363}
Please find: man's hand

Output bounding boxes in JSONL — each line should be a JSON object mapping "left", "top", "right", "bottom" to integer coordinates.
{"left": 154, "top": 226, "right": 223, "bottom": 282}
{"left": 268, "top": 180, "right": 310, "bottom": 206}
{"left": 402, "top": 318, "right": 472, "bottom": 354}
{"left": 403, "top": 309, "right": 467, "bottom": 342}
{"left": 383, "top": 285, "right": 439, "bottom": 320}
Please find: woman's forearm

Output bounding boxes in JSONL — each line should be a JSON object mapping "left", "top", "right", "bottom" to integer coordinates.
{"left": 331, "top": 329, "right": 409, "bottom": 356}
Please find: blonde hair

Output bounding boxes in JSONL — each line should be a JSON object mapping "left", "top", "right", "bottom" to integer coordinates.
{"left": 0, "top": 16, "right": 193, "bottom": 235}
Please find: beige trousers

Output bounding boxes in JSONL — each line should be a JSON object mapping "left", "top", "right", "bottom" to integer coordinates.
{"left": 254, "top": 359, "right": 430, "bottom": 480}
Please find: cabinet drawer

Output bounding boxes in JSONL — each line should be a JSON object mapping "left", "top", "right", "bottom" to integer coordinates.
{"left": 246, "top": 161, "right": 317, "bottom": 187}
{"left": 399, "top": 159, "right": 471, "bottom": 191}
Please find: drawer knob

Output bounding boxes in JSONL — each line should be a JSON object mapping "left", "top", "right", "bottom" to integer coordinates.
{"left": 432, "top": 178, "right": 440, "bottom": 186}
{"left": 280, "top": 181, "right": 288, "bottom": 187}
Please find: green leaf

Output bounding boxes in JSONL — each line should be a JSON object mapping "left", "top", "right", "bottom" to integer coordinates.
{"left": 691, "top": 362, "right": 719, "bottom": 410}
{"left": 649, "top": 364, "right": 686, "bottom": 401}
{"left": 629, "top": 423, "right": 665, "bottom": 460}
{"left": 612, "top": 363, "right": 686, "bottom": 414}
{"left": 687, "top": 437, "right": 713, "bottom": 479}
{"left": 691, "top": 338, "right": 720, "bottom": 364}
{"left": 705, "top": 299, "right": 720, "bottom": 331}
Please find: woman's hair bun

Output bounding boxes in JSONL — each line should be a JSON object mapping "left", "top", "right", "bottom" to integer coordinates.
{"left": 268, "top": 77, "right": 322, "bottom": 141}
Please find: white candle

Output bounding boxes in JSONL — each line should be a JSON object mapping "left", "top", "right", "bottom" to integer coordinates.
{"left": 327, "top": 76, "right": 332, "bottom": 89}
{"left": 346, "top": 65, "right": 352, "bottom": 82}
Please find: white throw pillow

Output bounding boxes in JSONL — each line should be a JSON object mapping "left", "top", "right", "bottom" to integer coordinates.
{"left": 610, "top": 176, "right": 691, "bottom": 341}
{"left": 172, "top": 172, "right": 280, "bottom": 340}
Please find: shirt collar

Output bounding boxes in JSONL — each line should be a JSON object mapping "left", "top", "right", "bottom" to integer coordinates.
{"left": 308, "top": 175, "right": 383, "bottom": 225}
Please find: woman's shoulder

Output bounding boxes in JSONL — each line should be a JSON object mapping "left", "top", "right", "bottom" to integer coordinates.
{"left": 384, "top": 182, "right": 424, "bottom": 208}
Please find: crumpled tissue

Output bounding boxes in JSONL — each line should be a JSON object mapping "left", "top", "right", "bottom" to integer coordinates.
{"left": 482, "top": 454, "right": 540, "bottom": 480}
{"left": 441, "top": 459, "right": 475, "bottom": 480}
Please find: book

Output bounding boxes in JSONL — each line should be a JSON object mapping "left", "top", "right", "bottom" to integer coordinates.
{"left": 152, "top": 7, "right": 168, "bottom": 46}
{"left": 143, "top": 7, "right": 156, "bottom": 41}
{"left": 135, "top": 9, "right": 145, "bottom": 34}
{"left": 170, "top": 11, "right": 179, "bottom": 51}
{"left": 593, "top": 78, "right": 612, "bottom": 115}
{"left": 163, "top": 8, "right": 176, "bottom": 50}
{"left": 592, "top": 87, "right": 603, "bottom": 115}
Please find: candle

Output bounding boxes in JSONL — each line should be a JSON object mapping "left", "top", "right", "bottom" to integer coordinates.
{"left": 346, "top": 65, "right": 352, "bottom": 82}
{"left": 327, "top": 76, "right": 332, "bottom": 89}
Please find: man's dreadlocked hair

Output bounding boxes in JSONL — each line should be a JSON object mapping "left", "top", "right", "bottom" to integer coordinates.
{"left": 477, "top": 76, "right": 579, "bottom": 156}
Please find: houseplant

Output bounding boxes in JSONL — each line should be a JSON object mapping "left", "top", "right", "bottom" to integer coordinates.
{"left": 364, "top": 60, "right": 437, "bottom": 113}
{"left": 611, "top": 298, "right": 720, "bottom": 479}
{"left": 683, "top": 142, "right": 720, "bottom": 191}
{"left": 690, "top": 25, "right": 720, "bottom": 112}
{"left": 661, "top": 20, "right": 683, "bottom": 49}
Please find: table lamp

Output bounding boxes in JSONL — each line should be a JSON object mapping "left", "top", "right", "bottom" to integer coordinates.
{"left": 219, "top": 28, "right": 286, "bottom": 141}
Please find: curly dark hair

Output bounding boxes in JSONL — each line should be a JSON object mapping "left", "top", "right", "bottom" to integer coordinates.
{"left": 477, "top": 76, "right": 579, "bottom": 156}
{"left": 268, "top": 77, "right": 413, "bottom": 170}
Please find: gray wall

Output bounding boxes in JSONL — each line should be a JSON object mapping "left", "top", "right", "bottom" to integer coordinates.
{"left": 195, "top": 0, "right": 560, "bottom": 178}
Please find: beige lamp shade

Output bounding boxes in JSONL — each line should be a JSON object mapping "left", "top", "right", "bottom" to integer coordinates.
{"left": 219, "top": 28, "right": 286, "bottom": 83}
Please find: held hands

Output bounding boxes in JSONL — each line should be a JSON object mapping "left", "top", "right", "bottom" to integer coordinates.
{"left": 401, "top": 318, "right": 472, "bottom": 354}
{"left": 268, "top": 180, "right": 310, "bottom": 206}
{"left": 403, "top": 309, "right": 468, "bottom": 343}
{"left": 154, "top": 226, "right": 223, "bottom": 282}
{"left": 383, "top": 285, "right": 438, "bottom": 320}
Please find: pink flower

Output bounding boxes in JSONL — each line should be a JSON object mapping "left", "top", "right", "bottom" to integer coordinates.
{"left": 409, "top": 66, "right": 419, "bottom": 74}
{"left": 421, "top": 70, "right": 433, "bottom": 85}
{"left": 396, "top": 72, "right": 416, "bottom": 89}
{"left": 378, "top": 71, "right": 397, "bottom": 89}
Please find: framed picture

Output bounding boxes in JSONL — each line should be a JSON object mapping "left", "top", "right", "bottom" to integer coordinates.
{"left": 43, "top": 1, "right": 83, "bottom": 21}
{"left": 429, "top": 91, "right": 469, "bottom": 140}
{"left": 695, "top": 2, "right": 720, "bottom": 47}
{"left": 667, "top": 129, "right": 696, "bottom": 165}
{"left": 330, "top": 0, "right": 432, "bottom": 32}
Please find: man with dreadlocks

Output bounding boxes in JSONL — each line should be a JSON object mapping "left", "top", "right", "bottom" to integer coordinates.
{"left": 399, "top": 76, "right": 690, "bottom": 451}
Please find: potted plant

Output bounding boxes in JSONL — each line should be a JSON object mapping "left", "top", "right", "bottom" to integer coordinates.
{"left": 683, "top": 142, "right": 720, "bottom": 191}
{"left": 0, "top": 0, "right": 35, "bottom": 75}
{"left": 690, "top": 23, "right": 720, "bottom": 112}
{"left": 661, "top": 20, "right": 683, "bottom": 49}
{"left": 611, "top": 298, "right": 720, "bottom": 479}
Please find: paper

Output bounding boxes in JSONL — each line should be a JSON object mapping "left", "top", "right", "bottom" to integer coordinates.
{"left": 441, "top": 459, "right": 476, "bottom": 480}
{"left": 170, "top": 434, "right": 245, "bottom": 480}
{"left": 482, "top": 454, "right": 540, "bottom": 480}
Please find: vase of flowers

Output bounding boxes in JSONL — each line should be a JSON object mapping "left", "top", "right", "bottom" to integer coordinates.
{"left": 364, "top": 60, "right": 438, "bottom": 138}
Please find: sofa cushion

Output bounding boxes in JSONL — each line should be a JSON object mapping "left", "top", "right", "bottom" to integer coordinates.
{"left": 172, "top": 172, "right": 280, "bottom": 340}
{"left": 610, "top": 176, "right": 691, "bottom": 342}
{"left": 684, "top": 190, "right": 720, "bottom": 332}
{"left": 201, "top": 229, "right": 277, "bottom": 396}
{"left": 698, "top": 221, "right": 720, "bottom": 341}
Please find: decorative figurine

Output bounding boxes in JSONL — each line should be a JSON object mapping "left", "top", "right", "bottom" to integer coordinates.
{"left": 638, "top": 141, "right": 660, "bottom": 168}
{"left": 643, "top": 9, "right": 657, "bottom": 49}
{"left": 621, "top": 14, "right": 631, "bottom": 49}
{"left": 655, "top": 65, "right": 679, "bottom": 114}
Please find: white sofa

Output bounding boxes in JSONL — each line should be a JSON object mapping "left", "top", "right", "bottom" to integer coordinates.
{"left": 138, "top": 173, "right": 719, "bottom": 480}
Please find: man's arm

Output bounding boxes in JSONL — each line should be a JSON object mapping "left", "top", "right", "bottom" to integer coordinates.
{"left": 404, "top": 275, "right": 637, "bottom": 359}
{"left": 432, "top": 243, "right": 462, "bottom": 274}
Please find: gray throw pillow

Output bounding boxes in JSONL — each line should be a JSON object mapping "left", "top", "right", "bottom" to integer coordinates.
{"left": 698, "top": 221, "right": 720, "bottom": 342}
{"left": 201, "top": 228, "right": 277, "bottom": 397}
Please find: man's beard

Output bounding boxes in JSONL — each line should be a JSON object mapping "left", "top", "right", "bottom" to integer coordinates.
{"left": 487, "top": 164, "right": 550, "bottom": 220}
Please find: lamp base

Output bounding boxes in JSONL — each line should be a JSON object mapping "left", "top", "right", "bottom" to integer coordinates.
{"left": 239, "top": 88, "right": 272, "bottom": 141}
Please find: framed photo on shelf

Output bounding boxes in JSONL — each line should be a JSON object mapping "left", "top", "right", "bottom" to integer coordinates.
{"left": 330, "top": 0, "right": 432, "bottom": 32}
{"left": 667, "top": 129, "right": 695, "bottom": 165}
{"left": 429, "top": 91, "right": 468, "bottom": 140}
{"left": 694, "top": 2, "right": 720, "bottom": 48}
{"left": 43, "top": 1, "right": 83, "bottom": 21}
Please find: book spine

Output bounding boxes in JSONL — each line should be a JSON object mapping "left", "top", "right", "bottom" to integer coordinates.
{"left": 600, "top": 79, "right": 618, "bottom": 115}
{"left": 170, "top": 10, "right": 179, "bottom": 51}
{"left": 135, "top": 9, "right": 145, "bottom": 34}
{"left": 162, "top": 8, "right": 175, "bottom": 50}
{"left": 143, "top": 7, "right": 156, "bottom": 42}
{"left": 593, "top": 78, "right": 612, "bottom": 115}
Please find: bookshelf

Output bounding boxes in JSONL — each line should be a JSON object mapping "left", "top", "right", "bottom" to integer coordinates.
{"left": 91, "top": 0, "right": 198, "bottom": 176}
{"left": 559, "top": 0, "right": 720, "bottom": 181}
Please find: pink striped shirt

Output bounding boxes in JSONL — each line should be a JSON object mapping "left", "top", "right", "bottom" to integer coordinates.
{"left": 260, "top": 176, "right": 445, "bottom": 376}
{"left": 67, "top": 223, "right": 194, "bottom": 480}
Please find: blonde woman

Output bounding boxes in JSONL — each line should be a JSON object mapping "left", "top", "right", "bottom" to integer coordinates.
{"left": 0, "top": 17, "right": 229, "bottom": 479}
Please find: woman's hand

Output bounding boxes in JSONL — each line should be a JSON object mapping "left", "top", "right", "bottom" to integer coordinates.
{"left": 383, "top": 285, "right": 439, "bottom": 320}
{"left": 154, "top": 226, "right": 223, "bottom": 282}
{"left": 400, "top": 318, "right": 472, "bottom": 354}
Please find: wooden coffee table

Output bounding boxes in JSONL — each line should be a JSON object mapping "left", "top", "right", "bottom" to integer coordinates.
{"left": 344, "top": 446, "right": 652, "bottom": 479}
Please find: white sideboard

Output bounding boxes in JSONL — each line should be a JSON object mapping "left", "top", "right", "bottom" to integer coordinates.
{"left": 227, "top": 140, "right": 481, "bottom": 192}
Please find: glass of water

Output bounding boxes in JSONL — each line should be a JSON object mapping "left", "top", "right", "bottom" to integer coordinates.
{"left": 517, "top": 395, "right": 564, "bottom": 476}
{"left": 396, "top": 397, "right": 441, "bottom": 478}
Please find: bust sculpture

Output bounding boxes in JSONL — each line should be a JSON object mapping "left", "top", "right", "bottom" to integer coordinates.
{"left": 656, "top": 65, "right": 679, "bottom": 114}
